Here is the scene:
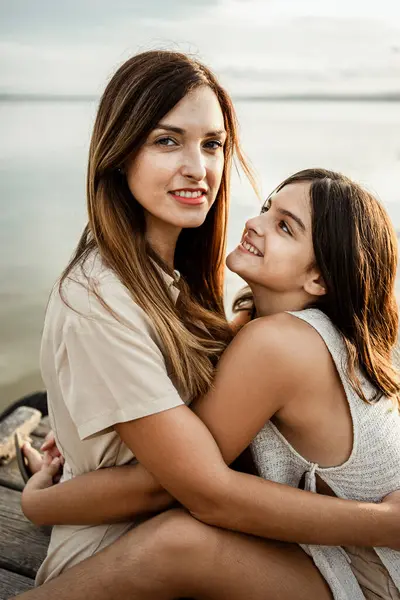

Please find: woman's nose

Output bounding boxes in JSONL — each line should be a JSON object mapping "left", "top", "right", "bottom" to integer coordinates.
{"left": 180, "top": 148, "right": 207, "bottom": 182}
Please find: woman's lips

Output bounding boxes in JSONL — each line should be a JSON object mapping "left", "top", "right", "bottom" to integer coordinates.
{"left": 169, "top": 191, "right": 206, "bottom": 205}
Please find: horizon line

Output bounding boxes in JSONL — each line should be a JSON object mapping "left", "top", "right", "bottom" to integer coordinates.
{"left": 1, "top": 92, "right": 400, "bottom": 103}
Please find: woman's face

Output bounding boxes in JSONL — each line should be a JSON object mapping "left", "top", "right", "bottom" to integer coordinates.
{"left": 227, "top": 181, "right": 324, "bottom": 301}
{"left": 125, "top": 85, "right": 226, "bottom": 238}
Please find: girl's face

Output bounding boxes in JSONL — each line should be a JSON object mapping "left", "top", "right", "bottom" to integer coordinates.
{"left": 125, "top": 85, "right": 226, "bottom": 239}
{"left": 227, "top": 181, "right": 325, "bottom": 304}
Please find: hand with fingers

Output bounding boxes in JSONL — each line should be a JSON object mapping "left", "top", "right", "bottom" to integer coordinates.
{"left": 24, "top": 454, "right": 64, "bottom": 492}
{"left": 40, "top": 430, "right": 64, "bottom": 465}
{"left": 16, "top": 429, "right": 64, "bottom": 484}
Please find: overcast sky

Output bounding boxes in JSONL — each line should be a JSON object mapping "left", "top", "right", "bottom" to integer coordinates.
{"left": 1, "top": 0, "right": 400, "bottom": 95}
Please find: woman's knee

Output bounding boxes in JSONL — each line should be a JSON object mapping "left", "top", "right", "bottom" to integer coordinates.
{"left": 139, "top": 508, "right": 218, "bottom": 560}
{"left": 116, "top": 509, "right": 218, "bottom": 596}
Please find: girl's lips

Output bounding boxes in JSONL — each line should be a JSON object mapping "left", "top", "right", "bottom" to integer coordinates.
{"left": 169, "top": 191, "right": 206, "bottom": 205}
{"left": 237, "top": 240, "right": 264, "bottom": 257}
{"left": 238, "top": 243, "right": 256, "bottom": 256}
{"left": 240, "top": 233, "right": 264, "bottom": 256}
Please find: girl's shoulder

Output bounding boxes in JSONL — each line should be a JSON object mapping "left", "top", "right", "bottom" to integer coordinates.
{"left": 235, "top": 310, "right": 330, "bottom": 380}
{"left": 243, "top": 309, "right": 330, "bottom": 345}
{"left": 236, "top": 311, "right": 328, "bottom": 367}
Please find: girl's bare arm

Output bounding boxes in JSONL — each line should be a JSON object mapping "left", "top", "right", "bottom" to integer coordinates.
{"left": 22, "top": 315, "right": 400, "bottom": 549}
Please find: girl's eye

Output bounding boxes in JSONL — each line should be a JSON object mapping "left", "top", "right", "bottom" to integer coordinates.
{"left": 279, "top": 220, "right": 292, "bottom": 236}
{"left": 155, "top": 137, "right": 176, "bottom": 147}
{"left": 204, "top": 140, "right": 223, "bottom": 150}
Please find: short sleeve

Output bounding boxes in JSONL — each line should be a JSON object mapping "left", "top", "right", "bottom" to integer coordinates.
{"left": 57, "top": 282, "right": 184, "bottom": 441}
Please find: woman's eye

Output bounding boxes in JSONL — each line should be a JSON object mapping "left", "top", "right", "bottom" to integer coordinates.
{"left": 204, "top": 140, "right": 223, "bottom": 150}
{"left": 279, "top": 220, "right": 292, "bottom": 235}
{"left": 156, "top": 137, "right": 176, "bottom": 147}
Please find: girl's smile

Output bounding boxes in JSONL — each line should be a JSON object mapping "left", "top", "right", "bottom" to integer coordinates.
{"left": 238, "top": 233, "right": 264, "bottom": 257}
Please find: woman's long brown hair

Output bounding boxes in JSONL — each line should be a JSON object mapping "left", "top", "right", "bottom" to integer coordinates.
{"left": 234, "top": 168, "right": 400, "bottom": 404}
{"left": 60, "top": 50, "right": 255, "bottom": 399}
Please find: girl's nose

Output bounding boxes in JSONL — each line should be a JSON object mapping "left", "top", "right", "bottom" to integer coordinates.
{"left": 245, "top": 215, "right": 264, "bottom": 238}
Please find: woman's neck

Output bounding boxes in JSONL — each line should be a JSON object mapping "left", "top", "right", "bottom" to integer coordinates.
{"left": 145, "top": 216, "right": 182, "bottom": 270}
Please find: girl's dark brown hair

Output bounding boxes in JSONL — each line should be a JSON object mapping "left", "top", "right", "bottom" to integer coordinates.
{"left": 234, "top": 168, "right": 400, "bottom": 404}
{"left": 60, "top": 50, "right": 255, "bottom": 399}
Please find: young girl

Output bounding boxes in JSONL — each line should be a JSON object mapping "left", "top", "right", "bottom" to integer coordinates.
{"left": 17, "top": 49, "right": 400, "bottom": 600}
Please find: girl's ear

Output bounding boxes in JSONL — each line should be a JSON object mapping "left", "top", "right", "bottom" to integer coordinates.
{"left": 304, "top": 271, "right": 326, "bottom": 298}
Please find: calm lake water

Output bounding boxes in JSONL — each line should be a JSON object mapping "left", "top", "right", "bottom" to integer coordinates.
{"left": 1, "top": 99, "right": 400, "bottom": 410}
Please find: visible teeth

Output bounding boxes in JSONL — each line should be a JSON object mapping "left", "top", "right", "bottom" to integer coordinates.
{"left": 174, "top": 190, "right": 203, "bottom": 198}
{"left": 242, "top": 241, "right": 261, "bottom": 256}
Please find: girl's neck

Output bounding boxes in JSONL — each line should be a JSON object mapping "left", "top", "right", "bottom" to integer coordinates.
{"left": 251, "top": 285, "right": 309, "bottom": 318}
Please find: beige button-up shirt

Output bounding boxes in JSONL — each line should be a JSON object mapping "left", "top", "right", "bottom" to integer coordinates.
{"left": 36, "top": 253, "right": 186, "bottom": 585}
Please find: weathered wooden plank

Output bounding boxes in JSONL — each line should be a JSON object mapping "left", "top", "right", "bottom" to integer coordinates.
{"left": 0, "top": 408, "right": 42, "bottom": 465}
{"left": 0, "top": 486, "right": 50, "bottom": 578}
{"left": 0, "top": 462, "right": 24, "bottom": 493}
{"left": 0, "top": 568, "right": 34, "bottom": 599}
{"left": 0, "top": 435, "right": 44, "bottom": 492}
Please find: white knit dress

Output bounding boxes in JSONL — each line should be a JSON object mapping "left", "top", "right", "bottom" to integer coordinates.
{"left": 250, "top": 309, "right": 400, "bottom": 600}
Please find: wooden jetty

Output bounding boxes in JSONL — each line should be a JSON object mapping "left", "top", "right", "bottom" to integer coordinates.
{"left": 0, "top": 394, "right": 51, "bottom": 599}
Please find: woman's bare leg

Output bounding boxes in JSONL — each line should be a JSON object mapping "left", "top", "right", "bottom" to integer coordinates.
{"left": 14, "top": 509, "right": 332, "bottom": 600}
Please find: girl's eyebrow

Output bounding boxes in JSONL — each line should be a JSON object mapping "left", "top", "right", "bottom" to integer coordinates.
{"left": 155, "top": 124, "right": 226, "bottom": 137}
{"left": 277, "top": 207, "right": 306, "bottom": 232}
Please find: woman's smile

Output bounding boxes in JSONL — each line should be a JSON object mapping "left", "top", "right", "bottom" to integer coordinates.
{"left": 169, "top": 187, "right": 207, "bottom": 205}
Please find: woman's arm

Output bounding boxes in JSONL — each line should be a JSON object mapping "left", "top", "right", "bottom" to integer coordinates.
{"left": 23, "top": 314, "right": 400, "bottom": 548}
{"left": 22, "top": 446, "right": 254, "bottom": 526}
{"left": 22, "top": 459, "right": 174, "bottom": 525}
{"left": 113, "top": 396, "right": 395, "bottom": 550}
{"left": 21, "top": 312, "right": 252, "bottom": 526}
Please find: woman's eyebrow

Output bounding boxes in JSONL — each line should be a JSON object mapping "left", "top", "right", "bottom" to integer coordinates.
{"left": 156, "top": 124, "right": 226, "bottom": 137}
{"left": 277, "top": 208, "right": 306, "bottom": 232}
{"left": 156, "top": 124, "right": 185, "bottom": 134}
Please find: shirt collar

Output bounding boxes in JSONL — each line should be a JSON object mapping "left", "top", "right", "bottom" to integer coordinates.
{"left": 90, "top": 252, "right": 181, "bottom": 304}
{"left": 153, "top": 262, "right": 181, "bottom": 304}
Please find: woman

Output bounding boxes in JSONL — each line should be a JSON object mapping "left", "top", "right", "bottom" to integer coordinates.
{"left": 17, "top": 49, "right": 400, "bottom": 600}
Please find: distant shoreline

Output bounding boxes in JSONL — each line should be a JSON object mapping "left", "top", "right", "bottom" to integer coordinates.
{"left": 1, "top": 92, "right": 400, "bottom": 103}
